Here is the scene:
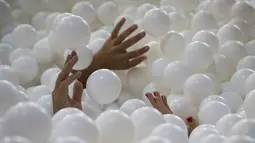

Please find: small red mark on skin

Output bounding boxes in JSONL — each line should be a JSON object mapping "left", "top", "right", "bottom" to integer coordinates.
{"left": 186, "top": 116, "right": 193, "bottom": 123}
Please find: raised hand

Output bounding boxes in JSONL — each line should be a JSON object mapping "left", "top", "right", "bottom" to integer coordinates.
{"left": 52, "top": 53, "right": 84, "bottom": 114}
{"left": 146, "top": 91, "right": 173, "bottom": 115}
{"left": 93, "top": 18, "right": 150, "bottom": 70}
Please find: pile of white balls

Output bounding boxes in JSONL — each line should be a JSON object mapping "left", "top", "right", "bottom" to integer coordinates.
{"left": 0, "top": 0, "right": 255, "bottom": 143}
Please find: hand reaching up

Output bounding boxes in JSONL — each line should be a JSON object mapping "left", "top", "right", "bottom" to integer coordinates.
{"left": 146, "top": 91, "right": 172, "bottom": 115}
{"left": 52, "top": 54, "right": 84, "bottom": 114}
{"left": 93, "top": 18, "right": 150, "bottom": 70}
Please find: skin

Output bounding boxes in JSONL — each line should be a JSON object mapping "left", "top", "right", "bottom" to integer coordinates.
{"left": 146, "top": 91, "right": 172, "bottom": 115}
{"left": 52, "top": 54, "right": 83, "bottom": 114}
{"left": 52, "top": 18, "right": 150, "bottom": 113}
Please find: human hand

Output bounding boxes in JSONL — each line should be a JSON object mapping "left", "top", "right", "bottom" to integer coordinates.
{"left": 52, "top": 53, "right": 84, "bottom": 114}
{"left": 146, "top": 91, "right": 172, "bottom": 115}
{"left": 93, "top": 18, "right": 150, "bottom": 70}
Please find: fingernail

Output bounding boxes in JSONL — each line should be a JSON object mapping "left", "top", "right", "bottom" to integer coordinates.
{"left": 153, "top": 92, "right": 157, "bottom": 96}
{"left": 140, "top": 31, "right": 146, "bottom": 37}
{"left": 132, "top": 24, "right": 138, "bottom": 30}
{"left": 141, "top": 46, "right": 150, "bottom": 52}
{"left": 186, "top": 116, "right": 193, "bottom": 123}
{"left": 145, "top": 94, "right": 149, "bottom": 98}
{"left": 121, "top": 17, "right": 126, "bottom": 22}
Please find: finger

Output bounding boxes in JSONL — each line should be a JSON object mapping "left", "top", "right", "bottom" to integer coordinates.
{"left": 64, "top": 54, "right": 71, "bottom": 65}
{"left": 111, "top": 18, "right": 126, "bottom": 39}
{"left": 146, "top": 93, "right": 156, "bottom": 107}
{"left": 56, "top": 56, "right": 78, "bottom": 87}
{"left": 116, "top": 46, "right": 150, "bottom": 61}
{"left": 126, "top": 56, "right": 147, "bottom": 68}
{"left": 72, "top": 80, "right": 83, "bottom": 102}
{"left": 113, "top": 24, "right": 138, "bottom": 45}
{"left": 153, "top": 91, "right": 161, "bottom": 99}
{"left": 162, "top": 95, "right": 171, "bottom": 111}
{"left": 116, "top": 31, "right": 146, "bottom": 51}
{"left": 71, "top": 51, "right": 77, "bottom": 57}
{"left": 61, "top": 71, "right": 82, "bottom": 87}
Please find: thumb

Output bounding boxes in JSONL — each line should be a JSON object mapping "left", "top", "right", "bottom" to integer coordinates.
{"left": 72, "top": 80, "right": 83, "bottom": 102}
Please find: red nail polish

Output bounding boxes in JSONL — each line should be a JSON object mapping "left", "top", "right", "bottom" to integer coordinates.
{"left": 153, "top": 92, "right": 157, "bottom": 96}
{"left": 186, "top": 116, "right": 193, "bottom": 123}
{"left": 145, "top": 94, "right": 148, "bottom": 98}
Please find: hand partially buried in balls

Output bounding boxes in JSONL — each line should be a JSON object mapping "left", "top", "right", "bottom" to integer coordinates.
{"left": 146, "top": 91, "right": 172, "bottom": 115}
{"left": 52, "top": 54, "right": 83, "bottom": 114}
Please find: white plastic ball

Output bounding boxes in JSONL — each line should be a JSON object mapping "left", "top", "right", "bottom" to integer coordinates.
{"left": 9, "top": 48, "right": 33, "bottom": 65}
{"left": 220, "top": 92, "right": 243, "bottom": 113}
{"left": 140, "top": 136, "right": 170, "bottom": 143}
{"left": 0, "top": 43, "right": 15, "bottom": 65}
{"left": 231, "top": 2, "right": 255, "bottom": 24}
{"left": 131, "top": 107, "right": 165, "bottom": 141}
{"left": 244, "top": 89, "right": 255, "bottom": 119}
{"left": 96, "top": 110, "right": 134, "bottom": 143}
{"left": 115, "top": 90, "right": 134, "bottom": 106}
{"left": 200, "top": 134, "right": 226, "bottom": 143}
{"left": 54, "top": 136, "right": 86, "bottom": 143}
{"left": 151, "top": 58, "right": 171, "bottom": 89}
{"left": 46, "top": 0, "right": 69, "bottom": 12}
{"left": 1, "top": 136, "right": 31, "bottom": 143}
{"left": 87, "top": 69, "right": 122, "bottom": 104}
{"left": 52, "top": 107, "right": 84, "bottom": 127}
{"left": 32, "top": 37, "right": 54, "bottom": 64}
{"left": 231, "top": 69, "right": 254, "bottom": 98}
{"left": 214, "top": 54, "right": 235, "bottom": 81}
{"left": 215, "top": 114, "right": 243, "bottom": 136}
{"left": 90, "top": 30, "right": 110, "bottom": 41}
{"left": 2, "top": 102, "right": 51, "bottom": 143}
{"left": 184, "top": 41, "right": 213, "bottom": 72}
{"left": 221, "top": 82, "right": 236, "bottom": 93}
{"left": 143, "top": 8, "right": 170, "bottom": 38}
{"left": 36, "top": 94, "right": 53, "bottom": 116}
{"left": 0, "top": 0, "right": 12, "bottom": 26}
{"left": 237, "top": 56, "right": 255, "bottom": 71}
{"left": 127, "top": 66, "right": 151, "bottom": 97}
{"left": 0, "top": 65, "right": 19, "bottom": 85}
{"left": 192, "top": 30, "right": 219, "bottom": 53}
{"left": 28, "top": 85, "right": 51, "bottom": 101}
{"left": 0, "top": 80, "right": 21, "bottom": 116}
{"left": 168, "top": 11, "right": 189, "bottom": 31}
{"left": 150, "top": 123, "right": 188, "bottom": 143}
{"left": 198, "top": 101, "right": 231, "bottom": 125}
{"left": 211, "top": 0, "right": 235, "bottom": 21}
{"left": 217, "top": 24, "right": 244, "bottom": 45}
{"left": 244, "top": 73, "right": 255, "bottom": 95}
{"left": 40, "top": 67, "right": 61, "bottom": 86}
{"left": 191, "top": 11, "right": 217, "bottom": 31}
{"left": 52, "top": 113, "right": 99, "bottom": 143}
{"left": 97, "top": 1, "right": 119, "bottom": 25}
{"left": 200, "top": 95, "right": 227, "bottom": 109}
{"left": 31, "top": 12, "right": 49, "bottom": 30}
{"left": 163, "top": 114, "right": 188, "bottom": 135}
{"left": 184, "top": 74, "right": 215, "bottom": 106}
{"left": 228, "top": 19, "right": 251, "bottom": 42}
{"left": 161, "top": 0, "right": 198, "bottom": 12}
{"left": 189, "top": 125, "right": 219, "bottom": 143}
{"left": 164, "top": 61, "right": 192, "bottom": 93}
{"left": 72, "top": 2, "right": 96, "bottom": 24}
{"left": 11, "top": 56, "right": 38, "bottom": 83}
{"left": 224, "top": 135, "right": 255, "bottom": 143}
{"left": 68, "top": 46, "right": 93, "bottom": 70}
{"left": 219, "top": 41, "right": 247, "bottom": 65}
{"left": 120, "top": 99, "right": 147, "bottom": 116}
{"left": 136, "top": 3, "right": 156, "bottom": 19}
{"left": 160, "top": 31, "right": 185, "bottom": 60}
{"left": 87, "top": 38, "right": 105, "bottom": 54}
{"left": 246, "top": 40, "right": 255, "bottom": 56}
{"left": 54, "top": 15, "right": 91, "bottom": 50}
{"left": 168, "top": 96, "right": 198, "bottom": 120}
{"left": 12, "top": 24, "right": 37, "bottom": 49}
{"left": 230, "top": 119, "right": 255, "bottom": 138}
